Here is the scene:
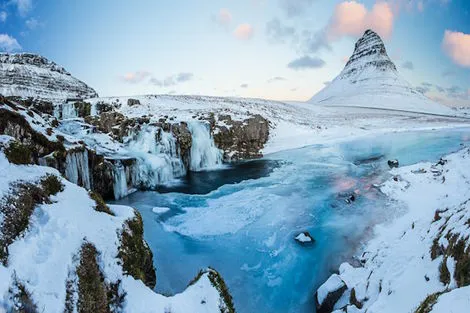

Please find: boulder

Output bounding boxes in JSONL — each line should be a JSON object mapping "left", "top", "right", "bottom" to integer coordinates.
{"left": 212, "top": 114, "right": 269, "bottom": 162}
{"left": 387, "top": 159, "right": 399, "bottom": 168}
{"left": 294, "top": 232, "right": 315, "bottom": 245}
{"left": 315, "top": 274, "right": 348, "bottom": 313}
{"left": 127, "top": 98, "right": 141, "bottom": 106}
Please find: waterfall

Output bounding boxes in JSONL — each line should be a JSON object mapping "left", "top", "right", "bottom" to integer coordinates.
{"left": 187, "top": 121, "right": 223, "bottom": 171}
{"left": 125, "top": 126, "right": 186, "bottom": 188}
{"left": 61, "top": 103, "right": 78, "bottom": 119}
{"left": 65, "top": 149, "right": 91, "bottom": 189}
{"left": 112, "top": 160, "right": 128, "bottom": 200}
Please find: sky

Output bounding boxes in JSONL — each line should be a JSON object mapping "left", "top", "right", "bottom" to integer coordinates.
{"left": 0, "top": 0, "right": 469, "bottom": 106}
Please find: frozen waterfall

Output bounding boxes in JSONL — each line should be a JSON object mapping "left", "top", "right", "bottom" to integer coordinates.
{"left": 60, "top": 103, "right": 78, "bottom": 119}
{"left": 187, "top": 121, "right": 223, "bottom": 171}
{"left": 65, "top": 149, "right": 91, "bottom": 189}
{"left": 112, "top": 160, "right": 128, "bottom": 200}
{"left": 125, "top": 126, "right": 186, "bottom": 188}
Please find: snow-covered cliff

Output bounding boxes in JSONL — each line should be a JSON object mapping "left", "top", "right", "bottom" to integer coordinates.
{"left": 0, "top": 53, "right": 97, "bottom": 101}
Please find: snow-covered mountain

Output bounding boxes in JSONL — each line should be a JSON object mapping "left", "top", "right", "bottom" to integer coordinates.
{"left": 309, "top": 30, "right": 452, "bottom": 115}
{"left": 0, "top": 53, "right": 97, "bottom": 101}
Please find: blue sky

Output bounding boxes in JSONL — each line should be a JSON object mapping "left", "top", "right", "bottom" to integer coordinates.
{"left": 0, "top": 0, "right": 469, "bottom": 105}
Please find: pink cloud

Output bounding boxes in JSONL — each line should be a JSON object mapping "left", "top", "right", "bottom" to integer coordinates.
{"left": 217, "top": 8, "right": 232, "bottom": 26}
{"left": 122, "top": 71, "right": 151, "bottom": 83}
{"left": 234, "top": 23, "right": 254, "bottom": 40}
{"left": 327, "top": 1, "right": 394, "bottom": 40}
{"left": 442, "top": 30, "right": 470, "bottom": 67}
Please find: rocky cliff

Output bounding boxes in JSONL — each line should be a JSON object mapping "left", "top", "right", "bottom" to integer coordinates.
{"left": 0, "top": 53, "right": 98, "bottom": 101}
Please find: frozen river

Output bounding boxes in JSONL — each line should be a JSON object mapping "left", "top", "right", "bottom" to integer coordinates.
{"left": 114, "top": 128, "right": 470, "bottom": 312}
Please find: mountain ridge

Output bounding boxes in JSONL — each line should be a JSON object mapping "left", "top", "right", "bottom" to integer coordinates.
{"left": 0, "top": 52, "right": 98, "bottom": 102}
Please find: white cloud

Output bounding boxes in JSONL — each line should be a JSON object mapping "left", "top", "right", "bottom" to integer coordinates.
{"left": 0, "top": 34, "right": 22, "bottom": 52}
{"left": 25, "top": 17, "right": 41, "bottom": 30}
{"left": 0, "top": 11, "right": 7, "bottom": 22}
{"left": 12, "top": 0, "right": 33, "bottom": 16}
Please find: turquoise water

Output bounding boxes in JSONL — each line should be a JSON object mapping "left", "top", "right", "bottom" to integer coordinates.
{"left": 114, "top": 128, "right": 470, "bottom": 313}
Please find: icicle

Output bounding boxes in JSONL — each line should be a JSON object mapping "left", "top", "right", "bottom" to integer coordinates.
{"left": 187, "top": 121, "right": 223, "bottom": 171}
{"left": 65, "top": 149, "right": 91, "bottom": 189}
{"left": 112, "top": 160, "right": 128, "bottom": 200}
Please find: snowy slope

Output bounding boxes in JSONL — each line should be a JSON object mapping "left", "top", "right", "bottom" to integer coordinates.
{"left": 317, "top": 147, "right": 470, "bottom": 313}
{"left": 0, "top": 53, "right": 97, "bottom": 101}
{"left": 87, "top": 94, "right": 468, "bottom": 155}
{"left": 309, "top": 30, "right": 453, "bottom": 115}
{"left": 0, "top": 140, "right": 230, "bottom": 313}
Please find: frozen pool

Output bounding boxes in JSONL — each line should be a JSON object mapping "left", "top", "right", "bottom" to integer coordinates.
{"left": 113, "top": 128, "right": 470, "bottom": 313}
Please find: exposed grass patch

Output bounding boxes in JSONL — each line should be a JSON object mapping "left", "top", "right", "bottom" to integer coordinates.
{"left": 77, "top": 243, "right": 109, "bottom": 313}
{"left": 207, "top": 268, "right": 236, "bottom": 313}
{"left": 414, "top": 291, "right": 445, "bottom": 313}
{"left": 40, "top": 174, "right": 64, "bottom": 196}
{"left": 439, "top": 258, "right": 450, "bottom": 285}
{"left": 117, "top": 211, "right": 156, "bottom": 288}
{"left": 0, "top": 175, "right": 63, "bottom": 265}
{"left": 7, "top": 274, "right": 38, "bottom": 313}
{"left": 88, "top": 191, "right": 114, "bottom": 216}
{"left": 4, "top": 141, "right": 33, "bottom": 165}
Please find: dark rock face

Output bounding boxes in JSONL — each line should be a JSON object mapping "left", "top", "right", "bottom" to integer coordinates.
{"left": 212, "top": 114, "right": 270, "bottom": 161}
{"left": 0, "top": 53, "right": 98, "bottom": 101}
{"left": 127, "top": 98, "right": 140, "bottom": 106}
{"left": 171, "top": 122, "right": 192, "bottom": 168}
{"left": 73, "top": 101, "right": 92, "bottom": 118}
{"left": 0, "top": 108, "right": 66, "bottom": 163}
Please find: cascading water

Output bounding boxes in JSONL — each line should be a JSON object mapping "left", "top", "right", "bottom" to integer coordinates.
{"left": 65, "top": 149, "right": 91, "bottom": 190}
{"left": 112, "top": 160, "right": 128, "bottom": 200}
{"left": 187, "top": 121, "right": 223, "bottom": 171}
{"left": 60, "top": 103, "right": 78, "bottom": 119}
{"left": 125, "top": 126, "right": 186, "bottom": 188}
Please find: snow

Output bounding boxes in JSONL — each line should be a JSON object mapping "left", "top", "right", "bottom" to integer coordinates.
{"left": 317, "top": 274, "right": 345, "bottom": 305}
{"left": 152, "top": 207, "right": 171, "bottom": 214}
{"left": 295, "top": 233, "right": 312, "bottom": 243}
{"left": 322, "top": 147, "right": 470, "bottom": 313}
{"left": 0, "top": 150, "right": 228, "bottom": 313}
{"left": 430, "top": 286, "right": 470, "bottom": 313}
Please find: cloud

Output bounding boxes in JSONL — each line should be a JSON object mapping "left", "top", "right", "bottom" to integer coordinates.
{"left": 442, "top": 30, "right": 470, "bottom": 67}
{"left": 234, "top": 23, "right": 254, "bottom": 40}
{"left": 25, "top": 17, "right": 41, "bottom": 30}
{"left": 0, "top": 34, "right": 22, "bottom": 51}
{"left": 267, "top": 76, "right": 286, "bottom": 83}
{"left": 150, "top": 72, "right": 194, "bottom": 87}
{"left": 305, "top": 1, "right": 394, "bottom": 53}
{"left": 240, "top": 84, "right": 249, "bottom": 88}
{"left": 121, "top": 71, "right": 151, "bottom": 84}
{"left": 176, "top": 72, "right": 193, "bottom": 83}
{"left": 280, "top": 0, "right": 314, "bottom": 17}
{"left": 12, "top": 0, "right": 33, "bottom": 16}
{"left": 402, "top": 61, "right": 414, "bottom": 70}
{"left": 215, "top": 8, "right": 232, "bottom": 27}
{"left": 329, "top": 1, "right": 394, "bottom": 40}
{"left": 266, "top": 18, "right": 295, "bottom": 44}
{"left": 0, "top": 11, "right": 7, "bottom": 22}
{"left": 287, "top": 56, "right": 325, "bottom": 70}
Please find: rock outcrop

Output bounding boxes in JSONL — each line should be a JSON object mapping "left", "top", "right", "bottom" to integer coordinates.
{"left": 211, "top": 114, "right": 269, "bottom": 161}
{"left": 315, "top": 274, "right": 347, "bottom": 313}
{"left": 0, "top": 53, "right": 97, "bottom": 101}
